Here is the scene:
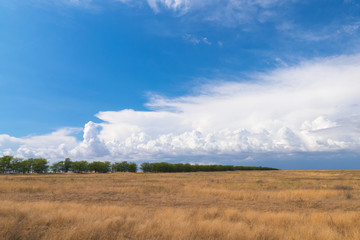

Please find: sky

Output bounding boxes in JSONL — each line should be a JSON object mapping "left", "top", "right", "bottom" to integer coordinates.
{"left": 1, "top": 0, "right": 360, "bottom": 169}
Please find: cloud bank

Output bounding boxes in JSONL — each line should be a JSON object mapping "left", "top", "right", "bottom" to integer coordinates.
{"left": 1, "top": 54, "right": 360, "bottom": 164}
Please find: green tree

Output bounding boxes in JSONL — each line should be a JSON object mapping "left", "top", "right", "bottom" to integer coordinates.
{"left": 140, "top": 162, "right": 151, "bottom": 173}
{"left": 71, "top": 161, "right": 89, "bottom": 173}
{"left": 0, "top": 155, "right": 13, "bottom": 173}
{"left": 10, "top": 158, "right": 24, "bottom": 173}
{"left": 63, "top": 158, "right": 72, "bottom": 173}
{"left": 112, "top": 161, "right": 137, "bottom": 173}
{"left": 112, "top": 161, "right": 129, "bottom": 172}
{"left": 50, "top": 161, "right": 64, "bottom": 173}
{"left": 89, "top": 161, "right": 110, "bottom": 173}
{"left": 31, "top": 158, "right": 49, "bottom": 173}
{"left": 18, "top": 159, "right": 32, "bottom": 173}
{"left": 127, "top": 163, "right": 137, "bottom": 173}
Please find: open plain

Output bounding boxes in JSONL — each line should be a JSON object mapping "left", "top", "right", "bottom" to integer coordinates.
{"left": 0, "top": 170, "right": 359, "bottom": 240}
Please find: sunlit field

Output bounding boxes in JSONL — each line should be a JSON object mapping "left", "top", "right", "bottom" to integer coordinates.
{"left": 0, "top": 170, "right": 360, "bottom": 239}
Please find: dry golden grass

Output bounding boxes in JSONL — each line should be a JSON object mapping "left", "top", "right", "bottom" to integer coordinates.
{"left": 0, "top": 170, "right": 360, "bottom": 239}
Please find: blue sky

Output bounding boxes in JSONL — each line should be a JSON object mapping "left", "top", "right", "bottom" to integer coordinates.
{"left": 1, "top": 0, "right": 360, "bottom": 168}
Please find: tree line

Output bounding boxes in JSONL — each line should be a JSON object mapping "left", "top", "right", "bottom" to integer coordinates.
{"left": 0, "top": 156, "right": 137, "bottom": 173}
{"left": 0, "top": 155, "right": 278, "bottom": 174}
{"left": 139, "top": 162, "right": 278, "bottom": 172}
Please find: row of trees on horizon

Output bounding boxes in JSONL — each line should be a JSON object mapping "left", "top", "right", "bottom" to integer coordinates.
{"left": 0, "top": 156, "right": 137, "bottom": 174}
{"left": 140, "top": 162, "right": 278, "bottom": 172}
{"left": 0, "top": 155, "right": 278, "bottom": 174}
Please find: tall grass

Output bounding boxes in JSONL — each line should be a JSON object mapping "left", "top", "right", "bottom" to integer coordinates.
{"left": 0, "top": 170, "right": 360, "bottom": 239}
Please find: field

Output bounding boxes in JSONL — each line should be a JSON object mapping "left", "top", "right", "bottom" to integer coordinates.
{"left": 0, "top": 170, "right": 360, "bottom": 240}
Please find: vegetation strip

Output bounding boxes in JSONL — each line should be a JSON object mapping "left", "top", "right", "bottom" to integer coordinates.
{"left": 0, "top": 155, "right": 278, "bottom": 174}
{"left": 139, "top": 162, "right": 278, "bottom": 172}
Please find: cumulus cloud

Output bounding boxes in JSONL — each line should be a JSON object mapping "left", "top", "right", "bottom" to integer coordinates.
{"left": 94, "top": 55, "right": 360, "bottom": 158}
{"left": 70, "top": 121, "right": 110, "bottom": 158}
{"left": 1, "top": 54, "right": 360, "bottom": 163}
{"left": 0, "top": 128, "right": 80, "bottom": 160}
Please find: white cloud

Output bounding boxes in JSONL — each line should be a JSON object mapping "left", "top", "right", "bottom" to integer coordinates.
{"left": 146, "top": 0, "right": 191, "bottom": 13}
{"left": 1, "top": 54, "right": 360, "bottom": 162}
{"left": 70, "top": 121, "right": 110, "bottom": 158}
{"left": 203, "top": 0, "right": 283, "bottom": 25}
{"left": 202, "top": 37, "right": 211, "bottom": 45}
{"left": 0, "top": 128, "right": 80, "bottom": 160}
{"left": 343, "top": 22, "right": 360, "bottom": 34}
{"left": 145, "top": 0, "right": 282, "bottom": 13}
{"left": 183, "top": 34, "right": 212, "bottom": 45}
{"left": 114, "top": 0, "right": 286, "bottom": 26}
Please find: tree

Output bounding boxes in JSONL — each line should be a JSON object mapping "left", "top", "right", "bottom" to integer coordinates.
{"left": 10, "top": 158, "right": 24, "bottom": 173}
{"left": 140, "top": 162, "right": 152, "bottom": 173}
{"left": 112, "top": 161, "right": 129, "bottom": 172}
{"left": 18, "top": 159, "right": 32, "bottom": 173}
{"left": 0, "top": 155, "right": 13, "bottom": 173}
{"left": 88, "top": 161, "right": 110, "bottom": 173}
{"left": 31, "top": 158, "right": 49, "bottom": 173}
{"left": 71, "top": 161, "right": 89, "bottom": 173}
{"left": 127, "top": 163, "right": 137, "bottom": 173}
{"left": 63, "top": 158, "right": 72, "bottom": 173}
{"left": 51, "top": 161, "right": 64, "bottom": 173}
{"left": 112, "top": 161, "right": 137, "bottom": 173}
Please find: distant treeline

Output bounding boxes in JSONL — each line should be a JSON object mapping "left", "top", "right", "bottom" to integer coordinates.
{"left": 0, "top": 156, "right": 137, "bottom": 174}
{"left": 0, "top": 155, "right": 278, "bottom": 174}
{"left": 140, "top": 162, "right": 278, "bottom": 173}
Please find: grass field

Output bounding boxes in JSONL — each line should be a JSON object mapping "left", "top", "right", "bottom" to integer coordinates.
{"left": 0, "top": 170, "right": 359, "bottom": 239}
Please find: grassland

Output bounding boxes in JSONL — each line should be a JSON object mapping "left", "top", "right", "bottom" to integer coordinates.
{"left": 0, "top": 170, "right": 359, "bottom": 239}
